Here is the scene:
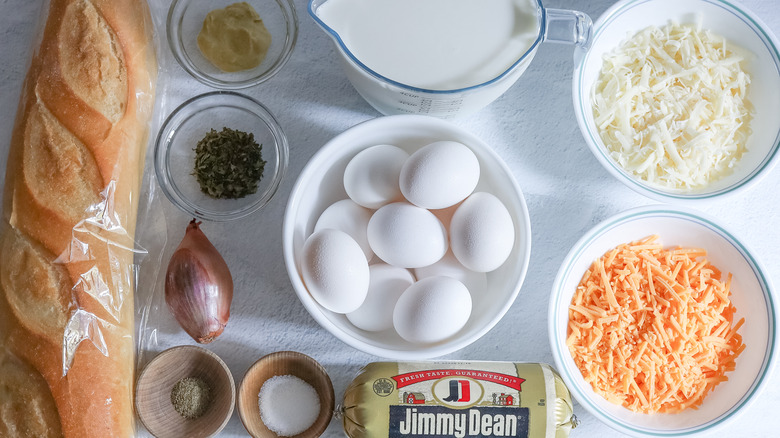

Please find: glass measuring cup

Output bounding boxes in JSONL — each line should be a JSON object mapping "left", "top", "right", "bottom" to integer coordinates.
{"left": 309, "top": 0, "right": 591, "bottom": 119}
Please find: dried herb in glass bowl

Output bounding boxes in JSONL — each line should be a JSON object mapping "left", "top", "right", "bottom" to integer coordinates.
{"left": 193, "top": 127, "right": 266, "bottom": 199}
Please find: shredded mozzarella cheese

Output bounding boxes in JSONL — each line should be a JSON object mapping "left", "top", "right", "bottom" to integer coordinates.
{"left": 592, "top": 22, "right": 753, "bottom": 190}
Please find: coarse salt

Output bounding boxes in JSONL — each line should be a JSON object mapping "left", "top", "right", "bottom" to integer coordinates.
{"left": 258, "top": 375, "right": 320, "bottom": 436}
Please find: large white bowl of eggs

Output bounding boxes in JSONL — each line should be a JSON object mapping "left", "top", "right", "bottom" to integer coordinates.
{"left": 283, "top": 115, "right": 531, "bottom": 358}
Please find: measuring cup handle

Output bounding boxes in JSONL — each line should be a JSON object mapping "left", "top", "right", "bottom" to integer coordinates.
{"left": 543, "top": 8, "right": 592, "bottom": 48}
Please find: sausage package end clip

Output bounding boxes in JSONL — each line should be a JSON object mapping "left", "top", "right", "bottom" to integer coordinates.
{"left": 342, "top": 361, "right": 578, "bottom": 438}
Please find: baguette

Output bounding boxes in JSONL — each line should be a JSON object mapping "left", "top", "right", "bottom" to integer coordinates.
{"left": 0, "top": 0, "right": 156, "bottom": 436}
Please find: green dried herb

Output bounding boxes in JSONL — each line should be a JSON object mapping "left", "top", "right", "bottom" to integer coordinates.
{"left": 170, "top": 376, "right": 212, "bottom": 420}
{"left": 193, "top": 127, "right": 266, "bottom": 199}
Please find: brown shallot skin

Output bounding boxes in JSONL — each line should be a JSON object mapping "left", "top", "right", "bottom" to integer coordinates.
{"left": 165, "top": 219, "right": 233, "bottom": 343}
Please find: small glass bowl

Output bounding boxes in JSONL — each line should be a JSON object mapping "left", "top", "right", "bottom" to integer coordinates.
{"left": 155, "top": 91, "right": 289, "bottom": 221}
{"left": 167, "top": 0, "right": 298, "bottom": 89}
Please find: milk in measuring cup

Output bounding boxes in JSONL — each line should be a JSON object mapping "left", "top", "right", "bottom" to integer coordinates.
{"left": 316, "top": 0, "right": 539, "bottom": 90}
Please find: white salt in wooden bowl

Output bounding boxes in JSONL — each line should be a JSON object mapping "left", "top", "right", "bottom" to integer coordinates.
{"left": 237, "top": 351, "right": 335, "bottom": 438}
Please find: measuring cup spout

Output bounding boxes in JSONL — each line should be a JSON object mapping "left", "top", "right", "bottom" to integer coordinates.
{"left": 543, "top": 8, "right": 593, "bottom": 49}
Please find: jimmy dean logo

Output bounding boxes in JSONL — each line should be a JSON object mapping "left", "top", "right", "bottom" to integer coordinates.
{"left": 428, "top": 377, "right": 484, "bottom": 408}
{"left": 441, "top": 379, "right": 472, "bottom": 402}
{"left": 390, "top": 406, "right": 530, "bottom": 438}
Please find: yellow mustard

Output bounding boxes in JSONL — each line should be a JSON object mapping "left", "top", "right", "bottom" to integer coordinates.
{"left": 197, "top": 2, "right": 271, "bottom": 72}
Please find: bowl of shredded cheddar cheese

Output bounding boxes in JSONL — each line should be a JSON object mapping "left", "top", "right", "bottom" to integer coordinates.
{"left": 573, "top": 0, "right": 780, "bottom": 202}
{"left": 549, "top": 205, "right": 777, "bottom": 437}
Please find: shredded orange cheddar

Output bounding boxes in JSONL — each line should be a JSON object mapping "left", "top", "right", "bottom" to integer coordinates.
{"left": 566, "top": 235, "right": 745, "bottom": 414}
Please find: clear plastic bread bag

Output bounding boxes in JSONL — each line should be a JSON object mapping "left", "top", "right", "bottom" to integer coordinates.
{"left": 0, "top": 0, "right": 164, "bottom": 436}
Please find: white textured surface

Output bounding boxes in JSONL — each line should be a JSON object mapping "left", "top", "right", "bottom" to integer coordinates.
{"left": 0, "top": 0, "right": 777, "bottom": 437}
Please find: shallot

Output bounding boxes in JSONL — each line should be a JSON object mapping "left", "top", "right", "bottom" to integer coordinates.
{"left": 165, "top": 219, "right": 233, "bottom": 343}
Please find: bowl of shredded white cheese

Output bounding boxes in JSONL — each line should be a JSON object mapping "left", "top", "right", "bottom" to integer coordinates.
{"left": 573, "top": 0, "right": 780, "bottom": 202}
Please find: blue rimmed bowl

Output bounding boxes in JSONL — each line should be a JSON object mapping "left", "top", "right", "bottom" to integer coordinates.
{"left": 573, "top": 0, "right": 780, "bottom": 202}
{"left": 549, "top": 205, "right": 777, "bottom": 437}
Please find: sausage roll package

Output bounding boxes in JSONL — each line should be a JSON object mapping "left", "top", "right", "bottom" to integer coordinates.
{"left": 0, "top": 0, "right": 157, "bottom": 436}
{"left": 342, "top": 361, "right": 578, "bottom": 438}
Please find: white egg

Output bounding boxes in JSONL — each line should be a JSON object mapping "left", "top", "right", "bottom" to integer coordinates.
{"left": 301, "top": 229, "right": 369, "bottom": 313}
{"left": 414, "top": 251, "right": 487, "bottom": 296}
{"left": 399, "top": 141, "right": 480, "bottom": 209}
{"left": 393, "top": 276, "right": 472, "bottom": 344}
{"left": 314, "top": 199, "right": 374, "bottom": 261}
{"left": 347, "top": 263, "right": 415, "bottom": 332}
{"left": 367, "top": 202, "right": 448, "bottom": 268}
{"left": 344, "top": 144, "right": 409, "bottom": 209}
{"left": 449, "top": 192, "right": 515, "bottom": 273}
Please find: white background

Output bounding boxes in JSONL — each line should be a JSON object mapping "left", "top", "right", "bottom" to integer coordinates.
{"left": 0, "top": 0, "right": 777, "bottom": 437}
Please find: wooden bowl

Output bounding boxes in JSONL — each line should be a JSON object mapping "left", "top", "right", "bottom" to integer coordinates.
{"left": 136, "top": 345, "right": 235, "bottom": 438}
{"left": 237, "top": 351, "right": 335, "bottom": 438}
